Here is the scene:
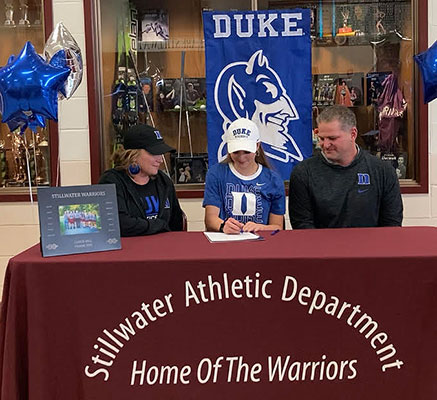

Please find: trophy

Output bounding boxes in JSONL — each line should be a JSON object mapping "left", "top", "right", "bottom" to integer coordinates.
{"left": 0, "top": 140, "right": 8, "bottom": 187}
{"left": 375, "top": 10, "right": 386, "bottom": 35}
{"left": 24, "top": 130, "right": 50, "bottom": 185}
{"left": 34, "top": 1, "right": 42, "bottom": 25}
{"left": 19, "top": 0, "right": 30, "bottom": 25}
{"left": 338, "top": 7, "right": 353, "bottom": 35}
{"left": 352, "top": 5, "right": 365, "bottom": 36}
{"left": 342, "top": 8, "right": 349, "bottom": 28}
{"left": 8, "top": 133, "right": 27, "bottom": 186}
{"left": 35, "top": 134, "right": 50, "bottom": 185}
{"left": 4, "top": 0, "right": 15, "bottom": 26}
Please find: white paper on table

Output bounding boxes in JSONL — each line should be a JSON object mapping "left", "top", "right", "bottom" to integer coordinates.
{"left": 203, "top": 232, "right": 261, "bottom": 243}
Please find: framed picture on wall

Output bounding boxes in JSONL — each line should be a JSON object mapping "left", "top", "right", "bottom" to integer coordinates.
{"left": 184, "top": 78, "right": 206, "bottom": 110}
{"left": 366, "top": 71, "right": 391, "bottom": 106}
{"left": 313, "top": 73, "right": 338, "bottom": 106}
{"left": 141, "top": 10, "right": 169, "bottom": 42}
{"left": 156, "top": 78, "right": 181, "bottom": 111}
{"left": 139, "top": 75, "right": 154, "bottom": 112}
{"left": 335, "top": 73, "right": 364, "bottom": 107}
{"left": 171, "top": 153, "right": 208, "bottom": 184}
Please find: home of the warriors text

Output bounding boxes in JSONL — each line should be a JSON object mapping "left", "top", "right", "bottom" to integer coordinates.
{"left": 84, "top": 273, "right": 403, "bottom": 383}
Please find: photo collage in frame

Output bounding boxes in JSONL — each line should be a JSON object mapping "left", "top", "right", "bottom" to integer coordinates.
{"left": 38, "top": 184, "right": 121, "bottom": 257}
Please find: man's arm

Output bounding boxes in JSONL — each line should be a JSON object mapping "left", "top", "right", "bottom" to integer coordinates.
{"left": 379, "top": 164, "right": 403, "bottom": 226}
{"left": 288, "top": 166, "right": 316, "bottom": 229}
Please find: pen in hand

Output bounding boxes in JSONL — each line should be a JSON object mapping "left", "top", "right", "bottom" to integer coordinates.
{"left": 271, "top": 229, "right": 280, "bottom": 236}
{"left": 223, "top": 217, "right": 244, "bottom": 234}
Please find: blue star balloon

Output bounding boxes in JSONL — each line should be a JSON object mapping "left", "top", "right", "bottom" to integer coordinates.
{"left": 0, "top": 41, "right": 70, "bottom": 126}
{"left": 7, "top": 113, "right": 46, "bottom": 134}
{"left": 414, "top": 40, "right": 437, "bottom": 103}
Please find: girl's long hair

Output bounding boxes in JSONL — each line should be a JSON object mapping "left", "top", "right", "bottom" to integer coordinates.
{"left": 222, "top": 143, "right": 271, "bottom": 169}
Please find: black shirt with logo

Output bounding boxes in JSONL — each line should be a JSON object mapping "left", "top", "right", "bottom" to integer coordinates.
{"left": 99, "top": 169, "right": 184, "bottom": 236}
{"left": 288, "top": 148, "right": 403, "bottom": 229}
{"left": 133, "top": 179, "right": 160, "bottom": 220}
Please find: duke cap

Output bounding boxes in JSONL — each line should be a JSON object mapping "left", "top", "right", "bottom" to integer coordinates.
{"left": 225, "top": 118, "right": 260, "bottom": 154}
{"left": 123, "top": 124, "right": 175, "bottom": 155}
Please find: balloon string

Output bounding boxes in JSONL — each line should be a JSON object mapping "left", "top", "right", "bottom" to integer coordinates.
{"left": 23, "top": 134, "right": 33, "bottom": 204}
{"left": 56, "top": 152, "right": 60, "bottom": 187}
{"left": 32, "top": 131, "right": 38, "bottom": 186}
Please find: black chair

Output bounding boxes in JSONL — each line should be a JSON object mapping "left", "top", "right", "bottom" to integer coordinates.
{"left": 182, "top": 211, "right": 188, "bottom": 231}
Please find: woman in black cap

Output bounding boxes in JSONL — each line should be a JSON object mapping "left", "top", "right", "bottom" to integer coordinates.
{"left": 99, "top": 124, "right": 184, "bottom": 236}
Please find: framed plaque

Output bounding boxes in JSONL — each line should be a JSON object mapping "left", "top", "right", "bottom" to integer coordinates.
{"left": 37, "top": 184, "right": 121, "bottom": 257}
{"left": 184, "top": 77, "right": 206, "bottom": 110}
{"left": 335, "top": 73, "right": 364, "bottom": 107}
{"left": 366, "top": 71, "right": 391, "bottom": 106}
{"left": 157, "top": 78, "right": 181, "bottom": 111}
{"left": 313, "top": 73, "right": 338, "bottom": 106}
{"left": 171, "top": 153, "right": 208, "bottom": 184}
{"left": 141, "top": 9, "right": 169, "bottom": 42}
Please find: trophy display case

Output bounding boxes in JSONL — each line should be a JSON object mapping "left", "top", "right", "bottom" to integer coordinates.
{"left": 272, "top": 0, "right": 418, "bottom": 184}
{"left": 93, "top": 0, "right": 252, "bottom": 193}
{"left": 0, "top": 0, "right": 54, "bottom": 200}
{"left": 86, "top": 0, "right": 428, "bottom": 195}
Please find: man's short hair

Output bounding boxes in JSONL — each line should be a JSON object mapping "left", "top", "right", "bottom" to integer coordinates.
{"left": 317, "top": 105, "right": 357, "bottom": 132}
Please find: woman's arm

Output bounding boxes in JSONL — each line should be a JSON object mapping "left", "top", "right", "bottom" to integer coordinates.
{"left": 99, "top": 171, "right": 169, "bottom": 236}
{"left": 242, "top": 213, "right": 283, "bottom": 232}
{"left": 204, "top": 205, "right": 243, "bottom": 234}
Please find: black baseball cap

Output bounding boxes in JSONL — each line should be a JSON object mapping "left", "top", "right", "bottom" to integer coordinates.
{"left": 123, "top": 124, "right": 175, "bottom": 155}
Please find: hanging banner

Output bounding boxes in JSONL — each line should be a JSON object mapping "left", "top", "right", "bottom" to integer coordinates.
{"left": 203, "top": 9, "right": 313, "bottom": 180}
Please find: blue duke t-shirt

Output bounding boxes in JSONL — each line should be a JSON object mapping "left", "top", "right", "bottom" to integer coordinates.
{"left": 203, "top": 163, "right": 285, "bottom": 224}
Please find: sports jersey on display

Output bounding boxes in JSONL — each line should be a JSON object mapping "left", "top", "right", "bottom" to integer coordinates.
{"left": 203, "top": 162, "right": 285, "bottom": 224}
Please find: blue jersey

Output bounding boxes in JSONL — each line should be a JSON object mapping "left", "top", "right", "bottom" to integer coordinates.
{"left": 203, "top": 163, "right": 285, "bottom": 224}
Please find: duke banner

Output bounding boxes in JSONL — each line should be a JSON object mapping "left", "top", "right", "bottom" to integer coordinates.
{"left": 203, "top": 9, "right": 313, "bottom": 180}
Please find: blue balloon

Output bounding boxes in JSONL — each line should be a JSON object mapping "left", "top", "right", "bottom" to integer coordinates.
{"left": 49, "top": 49, "right": 67, "bottom": 69}
{"left": 49, "top": 50, "right": 69, "bottom": 97}
{"left": 414, "top": 40, "right": 437, "bottom": 104}
{"left": 0, "top": 41, "right": 70, "bottom": 126}
{"left": 7, "top": 113, "right": 46, "bottom": 134}
{"left": 28, "top": 114, "right": 46, "bottom": 131}
{"left": 6, "top": 118, "right": 23, "bottom": 133}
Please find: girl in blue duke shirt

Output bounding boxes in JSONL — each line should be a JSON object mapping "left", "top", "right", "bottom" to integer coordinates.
{"left": 203, "top": 118, "right": 285, "bottom": 234}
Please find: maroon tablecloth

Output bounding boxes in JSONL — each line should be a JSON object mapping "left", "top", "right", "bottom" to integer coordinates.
{"left": 1, "top": 227, "right": 437, "bottom": 399}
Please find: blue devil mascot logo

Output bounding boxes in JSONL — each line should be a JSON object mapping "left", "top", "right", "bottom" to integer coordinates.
{"left": 215, "top": 50, "right": 304, "bottom": 164}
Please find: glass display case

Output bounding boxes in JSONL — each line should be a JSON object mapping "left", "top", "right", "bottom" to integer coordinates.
{"left": 0, "top": 0, "right": 56, "bottom": 201}
{"left": 85, "top": 0, "right": 428, "bottom": 195}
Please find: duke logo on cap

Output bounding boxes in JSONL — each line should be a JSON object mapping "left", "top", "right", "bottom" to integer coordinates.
{"left": 226, "top": 118, "right": 260, "bottom": 154}
{"left": 123, "top": 124, "right": 174, "bottom": 155}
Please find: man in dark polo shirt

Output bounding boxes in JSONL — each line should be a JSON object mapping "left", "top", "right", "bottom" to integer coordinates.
{"left": 289, "top": 105, "right": 403, "bottom": 229}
